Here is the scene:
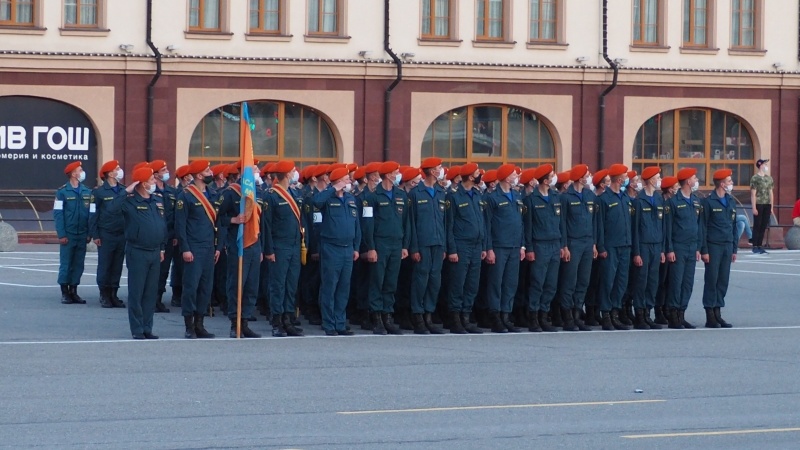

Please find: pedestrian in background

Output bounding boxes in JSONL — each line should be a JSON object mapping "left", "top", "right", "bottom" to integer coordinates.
{"left": 749, "top": 159, "right": 774, "bottom": 254}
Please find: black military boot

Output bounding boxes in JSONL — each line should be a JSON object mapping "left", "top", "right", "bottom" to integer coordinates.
{"left": 170, "top": 286, "right": 182, "bottom": 307}
{"left": 644, "top": 308, "right": 661, "bottom": 330}
{"left": 461, "top": 313, "right": 483, "bottom": 334}
{"left": 527, "top": 310, "right": 542, "bottom": 332}
{"left": 424, "top": 312, "right": 445, "bottom": 334}
{"left": 634, "top": 308, "right": 650, "bottom": 330}
{"left": 361, "top": 311, "right": 374, "bottom": 330}
{"left": 618, "top": 302, "right": 633, "bottom": 326}
{"left": 475, "top": 308, "right": 493, "bottom": 329}
{"left": 68, "top": 285, "right": 86, "bottom": 304}
{"left": 561, "top": 307, "right": 578, "bottom": 331}
{"left": 539, "top": 311, "right": 559, "bottom": 332}
{"left": 584, "top": 305, "right": 599, "bottom": 326}
{"left": 610, "top": 309, "right": 631, "bottom": 330}
{"left": 490, "top": 312, "right": 508, "bottom": 333}
{"left": 449, "top": 312, "right": 467, "bottom": 334}
{"left": 512, "top": 307, "right": 529, "bottom": 328}
{"left": 184, "top": 316, "right": 197, "bottom": 339}
{"left": 271, "top": 314, "right": 287, "bottom": 337}
{"left": 654, "top": 305, "right": 668, "bottom": 325}
{"left": 397, "top": 309, "right": 414, "bottom": 331}
{"left": 501, "top": 313, "right": 521, "bottom": 333}
{"left": 667, "top": 308, "right": 684, "bottom": 329}
{"left": 307, "top": 304, "right": 322, "bottom": 326}
{"left": 282, "top": 313, "right": 304, "bottom": 336}
{"left": 411, "top": 313, "right": 429, "bottom": 335}
{"left": 372, "top": 312, "right": 387, "bottom": 335}
{"left": 679, "top": 310, "right": 695, "bottom": 329}
{"left": 98, "top": 287, "right": 113, "bottom": 308}
{"left": 549, "top": 306, "right": 563, "bottom": 328}
{"left": 155, "top": 293, "right": 170, "bottom": 313}
{"left": 600, "top": 311, "right": 614, "bottom": 331}
{"left": 382, "top": 313, "right": 403, "bottom": 335}
{"left": 109, "top": 288, "right": 124, "bottom": 308}
{"left": 231, "top": 317, "right": 261, "bottom": 338}
{"left": 714, "top": 307, "right": 732, "bottom": 328}
{"left": 704, "top": 308, "right": 721, "bottom": 329}
{"left": 194, "top": 314, "right": 215, "bottom": 338}
{"left": 60, "top": 285, "right": 73, "bottom": 304}
{"left": 573, "top": 308, "right": 591, "bottom": 331}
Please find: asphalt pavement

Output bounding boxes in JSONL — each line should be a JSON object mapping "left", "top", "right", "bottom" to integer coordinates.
{"left": 0, "top": 245, "right": 799, "bottom": 449}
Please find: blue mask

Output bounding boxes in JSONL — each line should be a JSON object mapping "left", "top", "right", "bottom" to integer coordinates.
{"left": 622, "top": 178, "right": 630, "bottom": 188}
{"left": 394, "top": 174, "right": 402, "bottom": 186}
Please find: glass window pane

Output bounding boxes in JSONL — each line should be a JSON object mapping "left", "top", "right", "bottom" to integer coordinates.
{"left": 203, "top": 0, "right": 220, "bottom": 28}
{"left": 507, "top": 108, "right": 523, "bottom": 159}
{"left": 659, "top": 111, "right": 674, "bottom": 159}
{"left": 472, "top": 106, "right": 502, "bottom": 157}
{"left": 302, "top": 111, "right": 320, "bottom": 158}
{"left": 710, "top": 109, "right": 725, "bottom": 161}
{"left": 319, "top": 119, "right": 335, "bottom": 158}
{"left": 678, "top": 110, "right": 706, "bottom": 159}
{"left": 283, "top": 104, "right": 301, "bottom": 158}
{"left": 250, "top": 102, "right": 279, "bottom": 157}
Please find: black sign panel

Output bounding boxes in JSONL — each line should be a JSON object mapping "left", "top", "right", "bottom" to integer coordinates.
{"left": 0, "top": 96, "right": 98, "bottom": 191}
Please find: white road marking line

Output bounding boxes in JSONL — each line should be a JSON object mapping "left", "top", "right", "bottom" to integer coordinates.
{"left": 338, "top": 399, "right": 666, "bottom": 415}
{"left": 623, "top": 427, "right": 800, "bottom": 439}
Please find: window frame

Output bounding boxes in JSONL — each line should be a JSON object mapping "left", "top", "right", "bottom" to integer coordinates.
{"left": 730, "top": 0, "right": 764, "bottom": 52}
{"left": 682, "top": 0, "right": 716, "bottom": 49}
{"left": 420, "top": 0, "right": 456, "bottom": 40}
{"left": 63, "top": 0, "right": 100, "bottom": 29}
{"left": 306, "top": 0, "right": 346, "bottom": 37}
{"left": 0, "top": 0, "right": 36, "bottom": 27}
{"left": 248, "top": 0, "right": 287, "bottom": 36}
{"left": 528, "top": 0, "right": 565, "bottom": 44}
{"left": 631, "top": 0, "right": 667, "bottom": 48}
{"left": 475, "top": 0, "right": 512, "bottom": 44}
{"left": 187, "top": 0, "right": 227, "bottom": 33}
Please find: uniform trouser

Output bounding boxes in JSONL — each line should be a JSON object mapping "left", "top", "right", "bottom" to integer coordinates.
{"left": 58, "top": 234, "right": 87, "bottom": 286}
{"left": 633, "top": 243, "right": 661, "bottom": 309}
{"left": 257, "top": 256, "right": 270, "bottom": 307}
{"left": 559, "top": 238, "right": 593, "bottom": 310}
{"left": 368, "top": 240, "right": 402, "bottom": 313}
{"left": 126, "top": 247, "right": 160, "bottom": 335}
{"left": 301, "top": 259, "right": 321, "bottom": 311}
{"left": 515, "top": 260, "right": 530, "bottom": 309}
{"left": 527, "top": 241, "right": 561, "bottom": 313}
{"left": 158, "top": 241, "right": 177, "bottom": 294}
{"left": 355, "top": 258, "right": 371, "bottom": 311}
{"left": 181, "top": 245, "right": 215, "bottom": 317}
{"left": 475, "top": 262, "right": 489, "bottom": 310}
{"left": 598, "top": 246, "right": 631, "bottom": 312}
{"left": 668, "top": 245, "right": 697, "bottom": 310}
{"left": 752, "top": 203, "right": 771, "bottom": 247}
{"left": 225, "top": 245, "right": 260, "bottom": 320}
{"left": 447, "top": 240, "right": 482, "bottom": 313}
{"left": 96, "top": 235, "right": 126, "bottom": 289}
{"left": 268, "top": 246, "right": 300, "bottom": 315}
{"left": 487, "top": 247, "right": 520, "bottom": 313}
{"left": 320, "top": 242, "right": 354, "bottom": 331}
{"left": 655, "top": 261, "right": 670, "bottom": 308}
{"left": 170, "top": 247, "right": 183, "bottom": 289}
{"left": 585, "top": 260, "right": 601, "bottom": 307}
{"left": 213, "top": 248, "right": 228, "bottom": 304}
{"left": 411, "top": 245, "right": 445, "bottom": 314}
{"left": 702, "top": 243, "right": 733, "bottom": 308}
{"left": 395, "top": 258, "right": 413, "bottom": 310}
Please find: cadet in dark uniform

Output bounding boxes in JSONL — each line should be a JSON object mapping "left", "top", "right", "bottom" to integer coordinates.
{"left": 169, "top": 164, "right": 193, "bottom": 308}
{"left": 209, "top": 164, "right": 229, "bottom": 315}
{"left": 118, "top": 167, "right": 167, "bottom": 339}
{"left": 583, "top": 168, "right": 609, "bottom": 326}
{"left": 302, "top": 164, "right": 329, "bottom": 327}
{"left": 216, "top": 161, "right": 262, "bottom": 338}
{"left": 654, "top": 176, "right": 679, "bottom": 325}
{"left": 314, "top": 167, "right": 361, "bottom": 335}
{"left": 88, "top": 160, "right": 128, "bottom": 308}
{"left": 445, "top": 163, "right": 485, "bottom": 334}
{"left": 595, "top": 164, "right": 633, "bottom": 330}
{"left": 175, "top": 159, "right": 222, "bottom": 339}
{"left": 523, "top": 164, "right": 567, "bottom": 332}
{"left": 394, "top": 166, "right": 423, "bottom": 331}
{"left": 54, "top": 161, "right": 92, "bottom": 305}
{"left": 700, "top": 169, "right": 737, "bottom": 328}
{"left": 631, "top": 167, "right": 665, "bottom": 330}
{"left": 256, "top": 162, "right": 275, "bottom": 318}
{"left": 353, "top": 162, "right": 382, "bottom": 330}
{"left": 361, "top": 161, "right": 408, "bottom": 335}
{"left": 664, "top": 168, "right": 702, "bottom": 329}
{"left": 484, "top": 164, "right": 525, "bottom": 333}
{"left": 151, "top": 160, "right": 177, "bottom": 313}
{"left": 262, "top": 160, "right": 305, "bottom": 337}
{"left": 407, "top": 158, "right": 448, "bottom": 334}
{"left": 559, "top": 165, "right": 597, "bottom": 331}
{"left": 513, "top": 168, "right": 537, "bottom": 329}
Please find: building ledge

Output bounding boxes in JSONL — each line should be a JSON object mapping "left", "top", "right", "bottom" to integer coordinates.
{"left": 680, "top": 47, "right": 720, "bottom": 55}
{"left": 245, "top": 33, "right": 293, "bottom": 42}
{"left": 472, "top": 40, "right": 516, "bottom": 49}
{"left": 526, "top": 42, "right": 568, "bottom": 50}
{"left": 629, "top": 45, "right": 671, "bottom": 53}
{"left": 184, "top": 31, "right": 234, "bottom": 40}
{"left": 59, "top": 28, "right": 110, "bottom": 37}
{"left": 304, "top": 35, "right": 351, "bottom": 43}
{"left": 0, "top": 26, "right": 46, "bottom": 35}
{"left": 728, "top": 48, "right": 767, "bottom": 56}
{"left": 418, "top": 38, "right": 462, "bottom": 47}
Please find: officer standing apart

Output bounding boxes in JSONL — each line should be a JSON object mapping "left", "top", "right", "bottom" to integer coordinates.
{"left": 175, "top": 159, "right": 221, "bottom": 339}
{"left": 361, "top": 161, "right": 408, "bottom": 335}
{"left": 89, "top": 160, "right": 128, "bottom": 309}
{"left": 700, "top": 169, "right": 737, "bottom": 328}
{"left": 313, "top": 167, "right": 361, "bottom": 335}
{"left": 54, "top": 161, "right": 92, "bottom": 305}
{"left": 118, "top": 167, "right": 167, "bottom": 339}
{"left": 631, "top": 167, "right": 665, "bottom": 330}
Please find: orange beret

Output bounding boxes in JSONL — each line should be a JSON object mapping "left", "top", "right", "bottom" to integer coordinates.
{"left": 557, "top": 171, "right": 571, "bottom": 184}
{"left": 483, "top": 169, "right": 498, "bottom": 184}
{"left": 447, "top": 165, "right": 462, "bottom": 181}
{"left": 460, "top": 163, "right": 479, "bottom": 178}
{"left": 353, "top": 166, "right": 367, "bottom": 181}
{"left": 570, "top": 164, "right": 589, "bottom": 182}
{"left": 496, "top": 164, "right": 516, "bottom": 182}
{"left": 515, "top": 166, "right": 523, "bottom": 175}
{"left": 677, "top": 167, "right": 697, "bottom": 182}
{"left": 627, "top": 170, "right": 637, "bottom": 179}
{"left": 252, "top": 158, "right": 260, "bottom": 165}
{"left": 273, "top": 160, "right": 295, "bottom": 174}
{"left": 211, "top": 164, "right": 227, "bottom": 176}
{"left": 519, "top": 168, "right": 537, "bottom": 185}
{"left": 713, "top": 169, "right": 732, "bottom": 181}
{"left": 133, "top": 162, "right": 151, "bottom": 172}
{"left": 661, "top": 176, "right": 678, "bottom": 190}
{"left": 592, "top": 169, "right": 609, "bottom": 186}
{"left": 379, "top": 161, "right": 400, "bottom": 175}
{"left": 133, "top": 167, "right": 154, "bottom": 184}
{"left": 312, "top": 164, "right": 329, "bottom": 178}
{"left": 100, "top": 160, "right": 120, "bottom": 175}
{"left": 360, "top": 162, "right": 378, "bottom": 175}
{"left": 346, "top": 163, "right": 358, "bottom": 172}
{"left": 402, "top": 167, "right": 421, "bottom": 183}
{"left": 188, "top": 159, "right": 210, "bottom": 175}
{"left": 533, "top": 164, "right": 554, "bottom": 182}
{"left": 420, "top": 157, "right": 443, "bottom": 169}
{"left": 150, "top": 160, "right": 167, "bottom": 172}
{"left": 175, "top": 165, "right": 191, "bottom": 178}
{"left": 64, "top": 161, "right": 82, "bottom": 174}
{"left": 262, "top": 163, "right": 276, "bottom": 176}
{"left": 641, "top": 166, "right": 660, "bottom": 180}
{"left": 224, "top": 163, "right": 240, "bottom": 177}
{"left": 328, "top": 163, "right": 347, "bottom": 174}
{"left": 608, "top": 164, "right": 628, "bottom": 178}
{"left": 301, "top": 165, "right": 315, "bottom": 179}
{"left": 330, "top": 167, "right": 349, "bottom": 182}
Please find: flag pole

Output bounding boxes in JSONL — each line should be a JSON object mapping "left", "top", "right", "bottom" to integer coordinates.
{"left": 236, "top": 242, "right": 243, "bottom": 339}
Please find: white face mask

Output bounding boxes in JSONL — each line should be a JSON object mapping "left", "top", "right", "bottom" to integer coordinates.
{"left": 344, "top": 183, "right": 353, "bottom": 193}
{"left": 479, "top": 182, "right": 486, "bottom": 191}
{"left": 146, "top": 183, "right": 156, "bottom": 194}
{"left": 691, "top": 181, "right": 699, "bottom": 192}
{"left": 587, "top": 182, "right": 595, "bottom": 192}
{"left": 254, "top": 174, "right": 263, "bottom": 185}
{"left": 444, "top": 180, "right": 452, "bottom": 189}
{"left": 437, "top": 169, "right": 446, "bottom": 180}
{"left": 290, "top": 170, "right": 299, "bottom": 183}
{"left": 77, "top": 171, "right": 86, "bottom": 182}
{"left": 115, "top": 169, "right": 124, "bottom": 181}
{"left": 724, "top": 184, "right": 733, "bottom": 193}
{"left": 161, "top": 172, "right": 170, "bottom": 182}
{"left": 762, "top": 165, "right": 768, "bottom": 172}
{"left": 394, "top": 173, "right": 402, "bottom": 186}
{"left": 510, "top": 177, "right": 519, "bottom": 187}
{"left": 654, "top": 179, "right": 661, "bottom": 189}
{"left": 549, "top": 174, "right": 558, "bottom": 186}
{"left": 635, "top": 182, "right": 643, "bottom": 191}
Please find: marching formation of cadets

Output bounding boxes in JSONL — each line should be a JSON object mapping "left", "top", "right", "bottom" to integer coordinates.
{"left": 53, "top": 156, "right": 740, "bottom": 339}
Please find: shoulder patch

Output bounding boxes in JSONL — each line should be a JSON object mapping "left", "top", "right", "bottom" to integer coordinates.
{"left": 176, "top": 200, "right": 184, "bottom": 210}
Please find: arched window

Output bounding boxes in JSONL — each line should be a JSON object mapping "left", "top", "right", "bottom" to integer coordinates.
{"left": 632, "top": 108, "right": 755, "bottom": 187}
{"left": 421, "top": 104, "right": 556, "bottom": 169}
{"left": 189, "top": 101, "right": 337, "bottom": 165}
